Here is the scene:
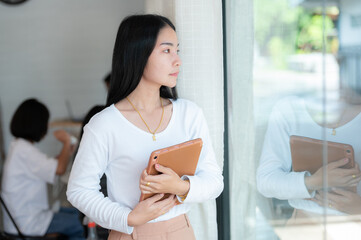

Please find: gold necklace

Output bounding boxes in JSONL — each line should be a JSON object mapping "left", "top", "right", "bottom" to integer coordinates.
{"left": 126, "top": 97, "right": 164, "bottom": 141}
{"left": 331, "top": 105, "right": 347, "bottom": 136}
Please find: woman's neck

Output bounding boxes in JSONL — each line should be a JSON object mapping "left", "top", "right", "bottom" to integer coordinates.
{"left": 126, "top": 84, "right": 162, "bottom": 112}
{"left": 305, "top": 95, "right": 361, "bottom": 128}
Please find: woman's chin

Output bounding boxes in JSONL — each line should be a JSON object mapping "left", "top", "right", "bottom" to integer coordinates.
{"left": 171, "top": 79, "right": 178, "bottom": 87}
{"left": 164, "top": 80, "right": 177, "bottom": 88}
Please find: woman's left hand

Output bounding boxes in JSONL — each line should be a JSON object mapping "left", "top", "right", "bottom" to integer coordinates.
{"left": 312, "top": 188, "right": 361, "bottom": 214}
{"left": 139, "top": 164, "right": 190, "bottom": 196}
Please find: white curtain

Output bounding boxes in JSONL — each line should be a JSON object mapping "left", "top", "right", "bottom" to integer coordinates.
{"left": 146, "top": 1, "right": 224, "bottom": 240}
{"left": 225, "top": 0, "right": 256, "bottom": 239}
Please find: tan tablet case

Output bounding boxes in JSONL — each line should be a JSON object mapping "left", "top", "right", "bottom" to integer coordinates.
{"left": 139, "top": 138, "right": 203, "bottom": 202}
{"left": 290, "top": 135, "right": 355, "bottom": 174}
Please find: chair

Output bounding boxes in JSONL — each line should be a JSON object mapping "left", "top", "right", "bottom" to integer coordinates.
{"left": 0, "top": 196, "right": 67, "bottom": 240}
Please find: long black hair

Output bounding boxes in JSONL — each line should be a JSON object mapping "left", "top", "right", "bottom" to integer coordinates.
{"left": 106, "top": 14, "right": 178, "bottom": 106}
{"left": 10, "top": 98, "right": 50, "bottom": 142}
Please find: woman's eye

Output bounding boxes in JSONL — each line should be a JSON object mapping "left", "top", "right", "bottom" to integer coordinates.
{"left": 164, "top": 49, "right": 170, "bottom": 53}
{"left": 177, "top": 49, "right": 180, "bottom": 54}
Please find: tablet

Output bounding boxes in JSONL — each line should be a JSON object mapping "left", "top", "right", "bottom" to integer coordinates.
{"left": 290, "top": 135, "right": 355, "bottom": 174}
{"left": 139, "top": 138, "right": 203, "bottom": 202}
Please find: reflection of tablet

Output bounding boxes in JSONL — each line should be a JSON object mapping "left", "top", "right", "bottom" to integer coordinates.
{"left": 139, "top": 138, "right": 203, "bottom": 202}
{"left": 290, "top": 135, "right": 355, "bottom": 174}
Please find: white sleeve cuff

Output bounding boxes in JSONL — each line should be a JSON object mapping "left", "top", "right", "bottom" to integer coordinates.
{"left": 176, "top": 176, "right": 190, "bottom": 203}
{"left": 303, "top": 171, "right": 315, "bottom": 198}
{"left": 123, "top": 208, "right": 134, "bottom": 234}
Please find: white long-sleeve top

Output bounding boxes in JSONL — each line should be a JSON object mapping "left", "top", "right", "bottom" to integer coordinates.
{"left": 257, "top": 96, "right": 361, "bottom": 215}
{"left": 66, "top": 98, "right": 223, "bottom": 234}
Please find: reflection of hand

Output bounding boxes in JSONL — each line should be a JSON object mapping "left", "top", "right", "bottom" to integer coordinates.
{"left": 53, "top": 130, "right": 70, "bottom": 144}
{"left": 312, "top": 188, "right": 361, "bottom": 214}
{"left": 128, "top": 194, "right": 178, "bottom": 226}
{"left": 139, "top": 164, "right": 190, "bottom": 196}
{"left": 305, "top": 159, "right": 361, "bottom": 191}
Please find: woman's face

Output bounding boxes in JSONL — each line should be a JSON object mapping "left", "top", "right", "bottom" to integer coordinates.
{"left": 142, "top": 26, "right": 181, "bottom": 88}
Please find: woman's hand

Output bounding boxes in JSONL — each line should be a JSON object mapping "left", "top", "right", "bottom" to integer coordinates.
{"left": 128, "top": 194, "right": 178, "bottom": 226}
{"left": 53, "top": 130, "right": 71, "bottom": 144}
{"left": 139, "top": 164, "right": 190, "bottom": 196}
{"left": 53, "top": 130, "right": 73, "bottom": 175}
{"left": 312, "top": 188, "right": 361, "bottom": 214}
{"left": 305, "top": 159, "right": 361, "bottom": 191}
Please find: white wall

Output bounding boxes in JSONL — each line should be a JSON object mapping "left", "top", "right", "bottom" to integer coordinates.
{"left": 339, "top": 0, "right": 361, "bottom": 46}
{"left": 0, "top": 0, "right": 144, "bottom": 155}
{"left": 145, "top": 0, "right": 175, "bottom": 24}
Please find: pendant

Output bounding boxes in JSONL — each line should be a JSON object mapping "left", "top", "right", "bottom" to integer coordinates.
{"left": 152, "top": 135, "right": 156, "bottom": 141}
{"left": 332, "top": 129, "right": 336, "bottom": 136}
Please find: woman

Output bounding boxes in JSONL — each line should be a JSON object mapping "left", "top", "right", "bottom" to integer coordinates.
{"left": 256, "top": 91, "right": 361, "bottom": 219}
{"left": 66, "top": 14, "right": 223, "bottom": 239}
{"left": 1, "top": 99, "right": 84, "bottom": 239}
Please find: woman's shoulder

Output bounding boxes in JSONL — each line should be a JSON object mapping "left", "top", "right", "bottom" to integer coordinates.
{"left": 9, "top": 138, "right": 43, "bottom": 161}
{"left": 13, "top": 138, "right": 36, "bottom": 152}
{"left": 85, "top": 105, "right": 118, "bottom": 130}
{"left": 272, "top": 96, "right": 305, "bottom": 114}
{"left": 173, "top": 98, "right": 202, "bottom": 113}
{"left": 275, "top": 95, "right": 302, "bottom": 107}
{"left": 172, "top": 99, "right": 206, "bottom": 127}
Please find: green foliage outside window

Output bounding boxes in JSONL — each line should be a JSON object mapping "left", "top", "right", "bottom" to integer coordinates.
{"left": 255, "top": 0, "right": 336, "bottom": 68}
{"left": 296, "top": 13, "right": 335, "bottom": 53}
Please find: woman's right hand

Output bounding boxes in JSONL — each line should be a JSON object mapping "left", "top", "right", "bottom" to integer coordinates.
{"left": 127, "top": 194, "right": 178, "bottom": 227}
{"left": 53, "top": 130, "right": 71, "bottom": 144}
{"left": 305, "top": 158, "right": 361, "bottom": 191}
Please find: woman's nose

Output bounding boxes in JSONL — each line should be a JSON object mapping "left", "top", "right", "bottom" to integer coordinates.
{"left": 174, "top": 54, "right": 182, "bottom": 67}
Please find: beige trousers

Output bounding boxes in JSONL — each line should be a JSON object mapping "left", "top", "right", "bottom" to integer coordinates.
{"left": 108, "top": 214, "right": 196, "bottom": 240}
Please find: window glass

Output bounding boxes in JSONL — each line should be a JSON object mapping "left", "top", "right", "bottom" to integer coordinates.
{"left": 252, "top": 0, "right": 361, "bottom": 239}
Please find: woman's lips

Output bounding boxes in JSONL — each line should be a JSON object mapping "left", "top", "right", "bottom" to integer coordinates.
{"left": 169, "top": 72, "right": 179, "bottom": 77}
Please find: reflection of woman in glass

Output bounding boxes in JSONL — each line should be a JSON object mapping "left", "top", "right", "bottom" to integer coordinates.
{"left": 67, "top": 14, "right": 223, "bottom": 239}
{"left": 257, "top": 86, "right": 361, "bottom": 218}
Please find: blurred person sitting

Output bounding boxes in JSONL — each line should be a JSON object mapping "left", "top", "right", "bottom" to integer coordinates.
{"left": 1, "top": 98, "right": 85, "bottom": 239}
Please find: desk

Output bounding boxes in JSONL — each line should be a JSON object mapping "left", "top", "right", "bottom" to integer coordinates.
{"left": 49, "top": 119, "right": 82, "bottom": 132}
